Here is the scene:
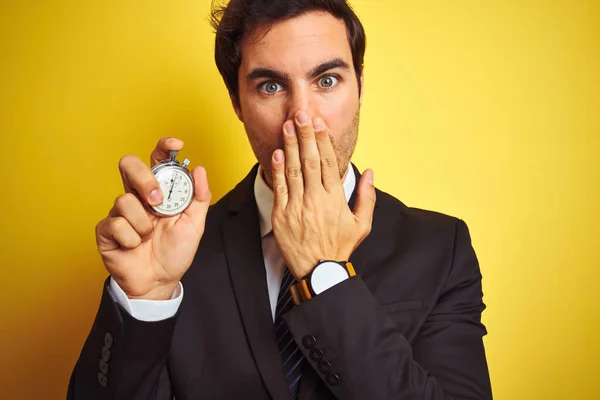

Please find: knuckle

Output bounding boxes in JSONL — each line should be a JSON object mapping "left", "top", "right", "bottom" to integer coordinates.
{"left": 108, "top": 216, "right": 128, "bottom": 233}
{"left": 271, "top": 211, "right": 283, "bottom": 225}
{"left": 121, "top": 236, "right": 141, "bottom": 250}
{"left": 303, "top": 158, "right": 320, "bottom": 171}
{"left": 298, "top": 128, "right": 313, "bottom": 140}
{"left": 286, "top": 166, "right": 302, "bottom": 179}
{"left": 274, "top": 184, "right": 289, "bottom": 196}
{"left": 359, "top": 220, "right": 372, "bottom": 237}
{"left": 303, "top": 194, "right": 317, "bottom": 209}
{"left": 139, "top": 221, "right": 154, "bottom": 237}
{"left": 322, "top": 157, "right": 337, "bottom": 170}
{"left": 95, "top": 219, "right": 106, "bottom": 238}
{"left": 118, "top": 154, "right": 136, "bottom": 171}
{"left": 113, "top": 194, "right": 125, "bottom": 209}
{"left": 114, "top": 193, "right": 136, "bottom": 209}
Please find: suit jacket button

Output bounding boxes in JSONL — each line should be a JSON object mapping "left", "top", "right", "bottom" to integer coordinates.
{"left": 104, "top": 333, "right": 114, "bottom": 348}
{"left": 309, "top": 348, "right": 324, "bottom": 361}
{"left": 97, "top": 372, "right": 108, "bottom": 387}
{"left": 302, "top": 335, "right": 317, "bottom": 349}
{"left": 318, "top": 360, "right": 332, "bottom": 374}
{"left": 99, "top": 359, "right": 109, "bottom": 375}
{"left": 326, "top": 373, "right": 341, "bottom": 386}
{"left": 101, "top": 347, "right": 111, "bottom": 362}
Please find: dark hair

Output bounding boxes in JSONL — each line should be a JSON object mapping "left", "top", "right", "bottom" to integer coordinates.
{"left": 210, "top": 0, "right": 366, "bottom": 105}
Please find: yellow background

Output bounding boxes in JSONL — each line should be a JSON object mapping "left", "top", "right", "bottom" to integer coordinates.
{"left": 1, "top": 1, "right": 598, "bottom": 399}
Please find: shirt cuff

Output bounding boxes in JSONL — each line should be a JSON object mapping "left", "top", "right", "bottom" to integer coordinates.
{"left": 108, "top": 277, "right": 183, "bottom": 322}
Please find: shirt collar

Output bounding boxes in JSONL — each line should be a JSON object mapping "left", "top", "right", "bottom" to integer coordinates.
{"left": 254, "top": 163, "right": 356, "bottom": 238}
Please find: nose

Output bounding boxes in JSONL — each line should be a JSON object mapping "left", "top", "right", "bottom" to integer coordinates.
{"left": 285, "top": 85, "right": 318, "bottom": 123}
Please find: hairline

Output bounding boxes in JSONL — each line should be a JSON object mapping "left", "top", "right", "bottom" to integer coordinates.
{"left": 231, "top": 10, "right": 363, "bottom": 103}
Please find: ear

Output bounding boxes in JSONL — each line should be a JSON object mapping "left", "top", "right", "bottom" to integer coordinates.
{"left": 359, "top": 69, "right": 365, "bottom": 106}
{"left": 230, "top": 93, "right": 244, "bottom": 123}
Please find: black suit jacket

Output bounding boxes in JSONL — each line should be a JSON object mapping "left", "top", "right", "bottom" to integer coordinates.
{"left": 68, "top": 164, "right": 492, "bottom": 399}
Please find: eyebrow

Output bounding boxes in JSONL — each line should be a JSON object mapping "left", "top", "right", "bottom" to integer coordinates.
{"left": 246, "top": 58, "right": 350, "bottom": 83}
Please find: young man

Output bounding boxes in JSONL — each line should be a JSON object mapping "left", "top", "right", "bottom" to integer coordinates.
{"left": 68, "top": 0, "right": 492, "bottom": 399}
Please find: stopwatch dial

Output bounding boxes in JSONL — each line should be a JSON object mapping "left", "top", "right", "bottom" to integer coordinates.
{"left": 153, "top": 167, "right": 194, "bottom": 216}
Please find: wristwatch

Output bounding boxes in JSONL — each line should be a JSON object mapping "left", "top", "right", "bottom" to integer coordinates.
{"left": 290, "top": 260, "right": 356, "bottom": 305}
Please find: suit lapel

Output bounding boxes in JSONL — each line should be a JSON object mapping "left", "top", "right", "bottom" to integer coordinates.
{"left": 222, "top": 165, "right": 291, "bottom": 400}
{"left": 347, "top": 163, "right": 381, "bottom": 274}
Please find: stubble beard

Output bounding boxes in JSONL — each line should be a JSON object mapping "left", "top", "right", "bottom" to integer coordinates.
{"left": 246, "top": 110, "right": 360, "bottom": 187}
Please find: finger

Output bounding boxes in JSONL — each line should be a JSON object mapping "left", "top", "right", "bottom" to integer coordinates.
{"left": 282, "top": 120, "right": 304, "bottom": 200}
{"left": 119, "top": 154, "right": 163, "bottom": 206}
{"left": 182, "top": 166, "right": 212, "bottom": 234}
{"left": 150, "top": 137, "right": 185, "bottom": 167}
{"left": 96, "top": 216, "right": 142, "bottom": 251}
{"left": 294, "top": 110, "right": 322, "bottom": 191}
{"left": 353, "top": 169, "right": 376, "bottom": 234}
{"left": 271, "top": 149, "right": 289, "bottom": 211}
{"left": 313, "top": 116, "right": 341, "bottom": 193}
{"left": 108, "top": 193, "right": 154, "bottom": 240}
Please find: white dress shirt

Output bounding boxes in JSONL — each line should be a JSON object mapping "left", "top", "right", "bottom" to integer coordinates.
{"left": 109, "top": 163, "right": 356, "bottom": 322}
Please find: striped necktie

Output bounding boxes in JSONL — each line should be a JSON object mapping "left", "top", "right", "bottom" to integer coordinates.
{"left": 274, "top": 267, "right": 305, "bottom": 399}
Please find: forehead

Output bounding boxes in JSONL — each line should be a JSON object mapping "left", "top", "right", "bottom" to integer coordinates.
{"left": 239, "top": 11, "right": 352, "bottom": 74}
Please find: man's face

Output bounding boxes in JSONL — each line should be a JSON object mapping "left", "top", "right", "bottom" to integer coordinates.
{"left": 234, "top": 11, "right": 363, "bottom": 187}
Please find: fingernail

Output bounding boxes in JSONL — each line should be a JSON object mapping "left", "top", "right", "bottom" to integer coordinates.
{"left": 273, "top": 150, "right": 283, "bottom": 162}
{"left": 284, "top": 121, "right": 296, "bottom": 136}
{"left": 313, "top": 117, "right": 324, "bottom": 131}
{"left": 368, "top": 170, "right": 374, "bottom": 185}
{"left": 296, "top": 110, "right": 309, "bottom": 125}
{"left": 150, "top": 189, "right": 162, "bottom": 204}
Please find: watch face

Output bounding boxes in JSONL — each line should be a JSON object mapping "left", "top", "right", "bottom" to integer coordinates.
{"left": 152, "top": 165, "right": 194, "bottom": 216}
{"left": 310, "top": 262, "right": 349, "bottom": 295}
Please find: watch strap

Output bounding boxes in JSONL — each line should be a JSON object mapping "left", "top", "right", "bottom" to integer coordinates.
{"left": 290, "top": 261, "right": 355, "bottom": 305}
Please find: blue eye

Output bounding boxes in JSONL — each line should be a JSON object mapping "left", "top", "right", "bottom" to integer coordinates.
{"left": 260, "top": 81, "right": 283, "bottom": 94}
{"left": 318, "top": 75, "right": 338, "bottom": 89}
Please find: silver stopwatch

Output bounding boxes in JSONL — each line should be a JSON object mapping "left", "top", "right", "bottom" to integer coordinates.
{"left": 150, "top": 150, "right": 194, "bottom": 217}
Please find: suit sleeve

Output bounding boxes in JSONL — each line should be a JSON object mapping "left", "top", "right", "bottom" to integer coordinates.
{"left": 67, "top": 278, "right": 176, "bottom": 400}
{"left": 283, "top": 219, "right": 492, "bottom": 399}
